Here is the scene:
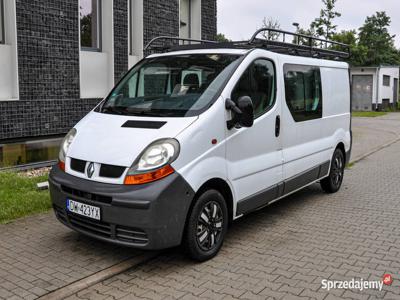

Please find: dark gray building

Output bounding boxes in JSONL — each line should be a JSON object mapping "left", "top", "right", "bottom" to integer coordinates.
{"left": 0, "top": 0, "right": 217, "bottom": 168}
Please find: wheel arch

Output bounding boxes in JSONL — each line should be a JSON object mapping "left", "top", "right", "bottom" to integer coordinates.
{"left": 189, "top": 178, "right": 234, "bottom": 224}
{"left": 336, "top": 142, "right": 346, "bottom": 162}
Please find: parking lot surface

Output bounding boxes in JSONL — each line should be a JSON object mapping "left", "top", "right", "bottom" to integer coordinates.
{"left": 64, "top": 139, "right": 400, "bottom": 300}
{"left": 1, "top": 114, "right": 399, "bottom": 300}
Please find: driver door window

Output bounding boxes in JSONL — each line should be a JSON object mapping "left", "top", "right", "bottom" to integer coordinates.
{"left": 231, "top": 59, "right": 276, "bottom": 118}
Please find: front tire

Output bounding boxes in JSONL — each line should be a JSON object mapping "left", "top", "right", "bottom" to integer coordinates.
{"left": 183, "top": 189, "right": 228, "bottom": 262}
{"left": 321, "top": 148, "right": 345, "bottom": 193}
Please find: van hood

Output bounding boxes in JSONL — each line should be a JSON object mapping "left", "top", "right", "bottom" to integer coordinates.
{"left": 67, "top": 111, "right": 198, "bottom": 167}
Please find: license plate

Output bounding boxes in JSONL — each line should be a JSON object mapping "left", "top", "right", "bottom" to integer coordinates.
{"left": 66, "top": 199, "right": 101, "bottom": 221}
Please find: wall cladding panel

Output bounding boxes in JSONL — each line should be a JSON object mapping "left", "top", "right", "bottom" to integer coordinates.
{"left": 201, "top": 0, "right": 217, "bottom": 41}
{"left": 114, "top": 0, "right": 129, "bottom": 83}
{"left": 0, "top": 99, "right": 100, "bottom": 140}
{"left": 143, "top": 0, "right": 179, "bottom": 46}
{"left": 15, "top": 0, "right": 80, "bottom": 100}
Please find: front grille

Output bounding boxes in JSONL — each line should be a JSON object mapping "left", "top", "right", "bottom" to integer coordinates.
{"left": 70, "top": 158, "right": 86, "bottom": 173}
{"left": 99, "top": 164, "right": 126, "bottom": 178}
{"left": 116, "top": 226, "right": 149, "bottom": 244}
{"left": 69, "top": 158, "right": 126, "bottom": 179}
{"left": 54, "top": 206, "right": 68, "bottom": 223}
{"left": 61, "top": 185, "right": 112, "bottom": 204}
{"left": 69, "top": 214, "right": 112, "bottom": 238}
{"left": 53, "top": 206, "right": 149, "bottom": 245}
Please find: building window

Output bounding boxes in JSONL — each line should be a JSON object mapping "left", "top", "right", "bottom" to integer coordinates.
{"left": 383, "top": 75, "right": 391, "bottom": 87}
{"left": 284, "top": 64, "right": 323, "bottom": 122}
{"left": 232, "top": 59, "right": 276, "bottom": 119}
{"left": 80, "top": 0, "right": 101, "bottom": 50}
{"left": 0, "top": 0, "right": 4, "bottom": 44}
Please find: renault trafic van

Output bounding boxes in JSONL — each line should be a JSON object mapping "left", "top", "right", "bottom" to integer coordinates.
{"left": 50, "top": 29, "right": 352, "bottom": 261}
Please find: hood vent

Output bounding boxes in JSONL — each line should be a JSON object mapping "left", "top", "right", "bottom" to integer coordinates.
{"left": 122, "top": 120, "right": 167, "bottom": 129}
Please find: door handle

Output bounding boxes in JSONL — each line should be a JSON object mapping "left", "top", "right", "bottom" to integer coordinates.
{"left": 275, "top": 115, "right": 281, "bottom": 137}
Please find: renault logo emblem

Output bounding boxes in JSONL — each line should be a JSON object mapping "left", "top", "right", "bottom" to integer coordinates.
{"left": 87, "top": 162, "right": 95, "bottom": 178}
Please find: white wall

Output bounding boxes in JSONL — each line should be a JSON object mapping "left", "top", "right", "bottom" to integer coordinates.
{"left": 190, "top": 0, "right": 201, "bottom": 40}
{"left": 80, "top": 0, "right": 114, "bottom": 99}
{"left": 378, "top": 67, "right": 399, "bottom": 104}
{"left": 179, "top": 0, "right": 201, "bottom": 40}
{"left": 0, "top": 0, "right": 19, "bottom": 100}
{"left": 128, "top": 0, "right": 143, "bottom": 68}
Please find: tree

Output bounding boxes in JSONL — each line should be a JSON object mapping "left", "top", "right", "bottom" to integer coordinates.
{"left": 311, "top": 0, "right": 341, "bottom": 40}
{"left": 358, "top": 11, "right": 400, "bottom": 66}
{"left": 331, "top": 30, "right": 368, "bottom": 66}
{"left": 260, "top": 17, "right": 281, "bottom": 41}
{"left": 80, "top": 14, "right": 92, "bottom": 47}
{"left": 215, "top": 33, "right": 230, "bottom": 43}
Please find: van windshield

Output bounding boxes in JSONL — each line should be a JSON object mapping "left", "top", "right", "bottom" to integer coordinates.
{"left": 100, "top": 54, "right": 242, "bottom": 117}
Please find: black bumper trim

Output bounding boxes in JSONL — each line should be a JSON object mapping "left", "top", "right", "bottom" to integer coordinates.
{"left": 49, "top": 166, "right": 195, "bottom": 250}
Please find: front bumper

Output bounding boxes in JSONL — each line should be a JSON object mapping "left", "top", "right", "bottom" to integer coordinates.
{"left": 49, "top": 166, "right": 195, "bottom": 250}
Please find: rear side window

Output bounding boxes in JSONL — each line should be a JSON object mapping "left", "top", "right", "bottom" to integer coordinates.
{"left": 231, "top": 59, "right": 276, "bottom": 119}
{"left": 284, "top": 64, "right": 322, "bottom": 122}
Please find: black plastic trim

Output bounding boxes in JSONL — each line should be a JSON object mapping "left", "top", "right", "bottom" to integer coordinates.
{"left": 70, "top": 158, "right": 86, "bottom": 173}
{"left": 237, "top": 161, "right": 331, "bottom": 215}
{"left": 121, "top": 120, "right": 167, "bottom": 129}
{"left": 237, "top": 185, "right": 279, "bottom": 215}
{"left": 49, "top": 165, "right": 195, "bottom": 250}
{"left": 284, "top": 165, "right": 320, "bottom": 195}
{"left": 99, "top": 164, "right": 126, "bottom": 178}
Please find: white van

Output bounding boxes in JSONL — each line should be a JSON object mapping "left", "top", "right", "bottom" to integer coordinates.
{"left": 50, "top": 29, "right": 352, "bottom": 261}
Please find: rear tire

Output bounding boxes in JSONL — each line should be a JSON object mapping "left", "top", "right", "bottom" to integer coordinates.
{"left": 183, "top": 189, "right": 228, "bottom": 262}
{"left": 321, "top": 148, "right": 345, "bottom": 193}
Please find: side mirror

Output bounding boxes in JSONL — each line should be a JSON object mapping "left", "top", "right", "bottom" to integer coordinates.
{"left": 226, "top": 96, "right": 254, "bottom": 129}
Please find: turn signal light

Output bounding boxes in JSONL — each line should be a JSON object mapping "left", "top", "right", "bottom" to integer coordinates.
{"left": 124, "top": 165, "right": 174, "bottom": 185}
{"left": 58, "top": 160, "right": 65, "bottom": 172}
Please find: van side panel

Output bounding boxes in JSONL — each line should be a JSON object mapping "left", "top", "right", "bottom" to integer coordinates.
{"left": 319, "top": 67, "right": 351, "bottom": 164}
{"left": 172, "top": 96, "right": 231, "bottom": 200}
{"left": 280, "top": 61, "right": 350, "bottom": 182}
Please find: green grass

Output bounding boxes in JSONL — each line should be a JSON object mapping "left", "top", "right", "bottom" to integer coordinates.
{"left": 346, "top": 162, "right": 355, "bottom": 169}
{"left": 352, "top": 111, "right": 387, "bottom": 118}
{"left": 0, "top": 172, "right": 51, "bottom": 224}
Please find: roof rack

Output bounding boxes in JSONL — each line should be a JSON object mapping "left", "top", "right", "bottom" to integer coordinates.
{"left": 144, "top": 28, "right": 351, "bottom": 60}
{"left": 144, "top": 36, "right": 218, "bottom": 54}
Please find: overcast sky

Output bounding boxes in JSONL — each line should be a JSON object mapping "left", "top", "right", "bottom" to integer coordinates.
{"left": 217, "top": 0, "right": 400, "bottom": 47}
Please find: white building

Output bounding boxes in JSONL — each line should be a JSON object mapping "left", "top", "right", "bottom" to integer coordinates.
{"left": 350, "top": 66, "right": 399, "bottom": 111}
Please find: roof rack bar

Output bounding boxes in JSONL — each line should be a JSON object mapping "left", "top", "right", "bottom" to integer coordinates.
{"left": 144, "top": 36, "right": 218, "bottom": 52}
{"left": 250, "top": 28, "right": 349, "bottom": 47}
{"left": 143, "top": 28, "right": 350, "bottom": 61}
{"left": 249, "top": 28, "right": 350, "bottom": 59}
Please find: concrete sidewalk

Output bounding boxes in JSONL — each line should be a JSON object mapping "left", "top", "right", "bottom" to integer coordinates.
{"left": 1, "top": 113, "right": 400, "bottom": 300}
{"left": 351, "top": 113, "right": 400, "bottom": 162}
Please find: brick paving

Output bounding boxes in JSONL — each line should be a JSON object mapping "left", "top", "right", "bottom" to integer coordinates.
{"left": 0, "top": 216, "right": 142, "bottom": 299}
{"left": 67, "top": 139, "right": 400, "bottom": 299}
{"left": 1, "top": 115, "right": 400, "bottom": 300}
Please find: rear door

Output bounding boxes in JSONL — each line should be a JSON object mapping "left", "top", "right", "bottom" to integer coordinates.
{"left": 225, "top": 56, "right": 283, "bottom": 216}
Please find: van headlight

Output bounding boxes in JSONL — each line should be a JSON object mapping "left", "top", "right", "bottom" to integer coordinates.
{"left": 58, "top": 128, "right": 77, "bottom": 170}
{"left": 124, "top": 139, "right": 180, "bottom": 185}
